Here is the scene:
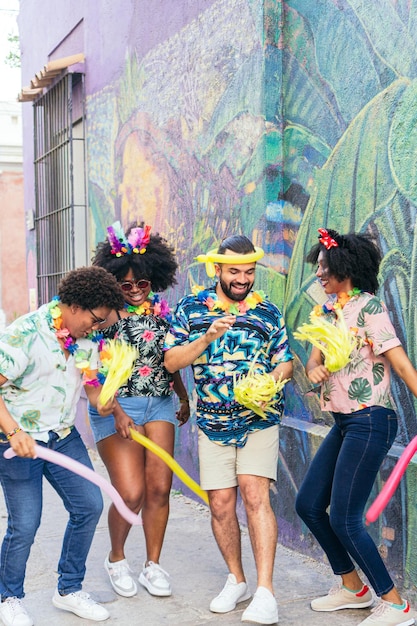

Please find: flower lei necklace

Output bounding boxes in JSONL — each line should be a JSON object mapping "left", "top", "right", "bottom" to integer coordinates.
{"left": 192, "top": 285, "right": 265, "bottom": 315}
{"left": 47, "top": 297, "right": 104, "bottom": 386}
{"left": 124, "top": 292, "right": 172, "bottom": 321}
{"left": 313, "top": 287, "right": 362, "bottom": 317}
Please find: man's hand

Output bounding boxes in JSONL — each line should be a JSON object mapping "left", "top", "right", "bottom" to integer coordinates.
{"left": 206, "top": 315, "right": 236, "bottom": 341}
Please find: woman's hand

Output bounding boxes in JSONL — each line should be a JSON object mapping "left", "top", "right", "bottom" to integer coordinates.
{"left": 97, "top": 396, "right": 118, "bottom": 416}
{"left": 307, "top": 364, "right": 330, "bottom": 385}
{"left": 176, "top": 400, "right": 190, "bottom": 426}
{"left": 114, "top": 406, "right": 135, "bottom": 439}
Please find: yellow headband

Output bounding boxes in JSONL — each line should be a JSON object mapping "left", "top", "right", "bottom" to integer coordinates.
{"left": 195, "top": 247, "right": 264, "bottom": 277}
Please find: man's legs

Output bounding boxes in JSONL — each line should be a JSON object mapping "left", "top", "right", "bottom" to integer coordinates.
{"left": 239, "top": 474, "right": 277, "bottom": 591}
{"left": 208, "top": 486, "right": 245, "bottom": 581}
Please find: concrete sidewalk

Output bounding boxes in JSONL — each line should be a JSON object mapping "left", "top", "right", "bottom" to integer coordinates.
{"left": 0, "top": 449, "right": 387, "bottom": 625}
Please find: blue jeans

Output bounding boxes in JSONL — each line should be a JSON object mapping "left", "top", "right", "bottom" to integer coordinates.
{"left": 0, "top": 428, "right": 103, "bottom": 600}
{"left": 295, "top": 406, "right": 397, "bottom": 596}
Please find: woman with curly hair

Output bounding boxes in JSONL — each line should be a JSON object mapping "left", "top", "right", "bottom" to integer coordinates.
{"left": 89, "top": 222, "right": 190, "bottom": 600}
{"left": 295, "top": 228, "right": 417, "bottom": 626}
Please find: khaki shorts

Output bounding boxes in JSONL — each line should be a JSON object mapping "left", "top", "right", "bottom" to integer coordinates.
{"left": 198, "top": 425, "right": 279, "bottom": 490}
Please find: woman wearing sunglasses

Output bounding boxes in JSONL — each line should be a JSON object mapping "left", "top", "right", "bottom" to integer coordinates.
{"left": 89, "top": 221, "right": 190, "bottom": 600}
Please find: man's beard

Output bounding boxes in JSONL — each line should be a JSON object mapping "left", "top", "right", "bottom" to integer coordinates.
{"left": 218, "top": 276, "right": 253, "bottom": 301}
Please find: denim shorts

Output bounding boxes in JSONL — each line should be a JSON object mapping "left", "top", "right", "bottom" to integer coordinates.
{"left": 88, "top": 395, "right": 176, "bottom": 443}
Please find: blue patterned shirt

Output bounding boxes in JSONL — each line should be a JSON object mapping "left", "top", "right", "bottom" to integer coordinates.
{"left": 164, "top": 287, "right": 293, "bottom": 446}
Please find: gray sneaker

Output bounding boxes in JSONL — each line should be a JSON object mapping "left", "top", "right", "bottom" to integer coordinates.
{"left": 139, "top": 561, "right": 171, "bottom": 597}
{"left": 104, "top": 555, "right": 137, "bottom": 597}
{"left": 311, "top": 584, "right": 374, "bottom": 612}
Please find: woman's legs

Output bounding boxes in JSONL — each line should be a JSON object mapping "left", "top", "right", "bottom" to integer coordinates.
{"left": 142, "top": 421, "right": 174, "bottom": 564}
{"left": 297, "top": 408, "right": 399, "bottom": 599}
{"left": 97, "top": 433, "right": 145, "bottom": 562}
{"left": 296, "top": 423, "right": 356, "bottom": 577}
{"left": 329, "top": 409, "right": 398, "bottom": 598}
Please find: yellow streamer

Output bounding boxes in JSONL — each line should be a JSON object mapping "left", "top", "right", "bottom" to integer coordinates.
{"left": 98, "top": 339, "right": 138, "bottom": 405}
{"left": 293, "top": 306, "right": 357, "bottom": 373}
{"left": 233, "top": 351, "right": 290, "bottom": 418}
{"left": 129, "top": 429, "right": 209, "bottom": 505}
{"left": 195, "top": 247, "right": 264, "bottom": 277}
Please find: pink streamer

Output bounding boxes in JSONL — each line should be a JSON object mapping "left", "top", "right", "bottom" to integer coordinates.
{"left": 366, "top": 435, "right": 417, "bottom": 525}
{"left": 4, "top": 445, "right": 140, "bottom": 526}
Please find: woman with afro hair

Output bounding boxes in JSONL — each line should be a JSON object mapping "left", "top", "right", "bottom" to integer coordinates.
{"left": 89, "top": 222, "right": 190, "bottom": 600}
{"left": 295, "top": 228, "right": 417, "bottom": 626}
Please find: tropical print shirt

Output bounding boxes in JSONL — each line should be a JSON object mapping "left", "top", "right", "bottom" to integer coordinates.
{"left": 0, "top": 304, "right": 97, "bottom": 442}
{"left": 164, "top": 287, "right": 293, "bottom": 447}
{"left": 321, "top": 293, "right": 401, "bottom": 413}
{"left": 99, "top": 314, "right": 174, "bottom": 397}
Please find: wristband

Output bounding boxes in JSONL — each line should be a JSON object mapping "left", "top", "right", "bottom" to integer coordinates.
{"left": 6, "top": 427, "right": 22, "bottom": 440}
{"left": 179, "top": 398, "right": 189, "bottom": 404}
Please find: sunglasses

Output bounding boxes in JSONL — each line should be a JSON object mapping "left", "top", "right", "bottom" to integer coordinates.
{"left": 88, "top": 308, "right": 107, "bottom": 325}
{"left": 120, "top": 279, "right": 151, "bottom": 292}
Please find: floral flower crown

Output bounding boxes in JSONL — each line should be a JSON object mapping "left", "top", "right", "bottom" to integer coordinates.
{"left": 107, "top": 221, "right": 151, "bottom": 256}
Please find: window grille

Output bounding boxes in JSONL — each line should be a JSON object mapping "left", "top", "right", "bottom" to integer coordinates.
{"left": 33, "top": 72, "right": 88, "bottom": 305}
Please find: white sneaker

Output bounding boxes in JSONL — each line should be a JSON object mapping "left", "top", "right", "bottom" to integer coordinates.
{"left": 242, "top": 586, "right": 278, "bottom": 624}
{"left": 357, "top": 599, "right": 415, "bottom": 625}
{"left": 0, "top": 598, "right": 33, "bottom": 626}
{"left": 210, "top": 573, "right": 251, "bottom": 613}
{"left": 139, "top": 561, "right": 171, "bottom": 597}
{"left": 52, "top": 589, "right": 110, "bottom": 621}
{"left": 104, "top": 555, "right": 137, "bottom": 597}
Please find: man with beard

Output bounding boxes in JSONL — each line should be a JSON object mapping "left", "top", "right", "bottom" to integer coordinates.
{"left": 164, "top": 235, "right": 293, "bottom": 625}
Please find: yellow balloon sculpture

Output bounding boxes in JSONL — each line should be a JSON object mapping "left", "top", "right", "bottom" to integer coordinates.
{"left": 195, "top": 247, "right": 264, "bottom": 277}
{"left": 129, "top": 429, "right": 209, "bottom": 505}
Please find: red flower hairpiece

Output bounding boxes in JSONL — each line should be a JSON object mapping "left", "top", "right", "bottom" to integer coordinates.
{"left": 318, "top": 228, "right": 338, "bottom": 250}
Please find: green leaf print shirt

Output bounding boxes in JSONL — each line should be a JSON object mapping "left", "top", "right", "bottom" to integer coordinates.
{"left": 321, "top": 293, "right": 401, "bottom": 413}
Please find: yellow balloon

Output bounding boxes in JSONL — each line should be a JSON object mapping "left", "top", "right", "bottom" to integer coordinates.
{"left": 129, "top": 429, "right": 209, "bottom": 505}
{"left": 195, "top": 247, "right": 264, "bottom": 277}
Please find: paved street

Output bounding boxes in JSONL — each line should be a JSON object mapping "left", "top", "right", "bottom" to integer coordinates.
{"left": 0, "top": 449, "right": 402, "bottom": 625}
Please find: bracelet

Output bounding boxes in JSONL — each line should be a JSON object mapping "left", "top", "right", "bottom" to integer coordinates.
{"left": 179, "top": 398, "right": 189, "bottom": 404}
{"left": 6, "top": 427, "right": 22, "bottom": 440}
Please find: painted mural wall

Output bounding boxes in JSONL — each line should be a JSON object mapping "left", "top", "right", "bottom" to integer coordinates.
{"left": 17, "top": 0, "right": 417, "bottom": 596}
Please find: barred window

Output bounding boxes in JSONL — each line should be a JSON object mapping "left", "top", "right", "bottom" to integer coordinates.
{"left": 33, "top": 72, "right": 88, "bottom": 304}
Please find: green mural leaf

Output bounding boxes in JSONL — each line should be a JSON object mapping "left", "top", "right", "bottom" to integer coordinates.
{"left": 346, "top": 0, "right": 417, "bottom": 79}
{"left": 285, "top": 79, "right": 408, "bottom": 325}
{"left": 286, "top": 0, "right": 381, "bottom": 124}
{"left": 389, "top": 78, "right": 417, "bottom": 205}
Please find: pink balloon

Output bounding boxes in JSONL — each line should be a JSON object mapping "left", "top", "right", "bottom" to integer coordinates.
{"left": 366, "top": 435, "right": 417, "bottom": 525}
{"left": 4, "top": 445, "right": 140, "bottom": 526}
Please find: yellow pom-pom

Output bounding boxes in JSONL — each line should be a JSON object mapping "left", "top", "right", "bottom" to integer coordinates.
{"left": 294, "top": 307, "right": 357, "bottom": 372}
{"left": 233, "top": 351, "right": 290, "bottom": 418}
{"left": 98, "top": 339, "right": 138, "bottom": 405}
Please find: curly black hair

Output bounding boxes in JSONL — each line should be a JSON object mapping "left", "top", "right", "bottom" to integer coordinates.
{"left": 217, "top": 235, "right": 256, "bottom": 255}
{"left": 306, "top": 229, "right": 382, "bottom": 294}
{"left": 58, "top": 266, "right": 125, "bottom": 310}
{"left": 92, "top": 222, "right": 178, "bottom": 292}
